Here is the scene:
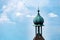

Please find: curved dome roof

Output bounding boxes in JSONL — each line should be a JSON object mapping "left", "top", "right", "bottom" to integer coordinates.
{"left": 33, "top": 10, "right": 44, "bottom": 25}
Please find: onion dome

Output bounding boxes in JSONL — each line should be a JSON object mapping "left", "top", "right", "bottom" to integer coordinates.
{"left": 33, "top": 9, "right": 44, "bottom": 26}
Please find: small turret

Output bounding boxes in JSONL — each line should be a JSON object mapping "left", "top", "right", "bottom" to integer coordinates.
{"left": 33, "top": 9, "right": 45, "bottom": 40}
{"left": 33, "top": 9, "right": 44, "bottom": 26}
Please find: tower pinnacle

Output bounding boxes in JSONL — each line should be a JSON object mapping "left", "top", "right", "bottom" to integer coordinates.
{"left": 37, "top": 7, "right": 40, "bottom": 15}
{"left": 33, "top": 8, "right": 45, "bottom": 40}
{"left": 33, "top": 8, "right": 44, "bottom": 26}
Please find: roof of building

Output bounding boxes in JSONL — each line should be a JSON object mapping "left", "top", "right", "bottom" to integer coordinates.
{"left": 33, "top": 9, "right": 44, "bottom": 26}
{"left": 33, "top": 34, "right": 45, "bottom": 40}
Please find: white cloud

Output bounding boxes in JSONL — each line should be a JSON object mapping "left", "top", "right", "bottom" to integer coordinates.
{"left": 48, "top": 13, "right": 58, "bottom": 17}
{"left": 2, "top": 5, "right": 7, "bottom": 9}
{"left": 0, "top": 13, "right": 16, "bottom": 24}
{"left": 2, "top": 0, "right": 30, "bottom": 17}
{"left": 15, "top": 12, "right": 23, "bottom": 17}
{"left": 1, "top": 0, "right": 30, "bottom": 22}
{"left": 16, "top": 1, "right": 24, "bottom": 10}
{"left": 26, "top": 15, "right": 35, "bottom": 18}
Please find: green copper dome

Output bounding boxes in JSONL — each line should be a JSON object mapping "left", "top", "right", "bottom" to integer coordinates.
{"left": 33, "top": 10, "right": 44, "bottom": 26}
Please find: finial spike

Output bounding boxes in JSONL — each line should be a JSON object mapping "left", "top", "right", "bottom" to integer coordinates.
{"left": 37, "top": 7, "right": 40, "bottom": 15}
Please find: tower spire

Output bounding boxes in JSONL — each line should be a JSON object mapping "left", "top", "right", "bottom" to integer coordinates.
{"left": 37, "top": 7, "right": 40, "bottom": 16}
{"left": 33, "top": 6, "right": 45, "bottom": 40}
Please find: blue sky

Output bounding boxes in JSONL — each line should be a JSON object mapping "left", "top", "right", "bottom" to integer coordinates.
{"left": 0, "top": 0, "right": 60, "bottom": 40}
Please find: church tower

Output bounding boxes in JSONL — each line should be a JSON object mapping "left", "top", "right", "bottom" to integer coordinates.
{"left": 33, "top": 8, "right": 45, "bottom": 40}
